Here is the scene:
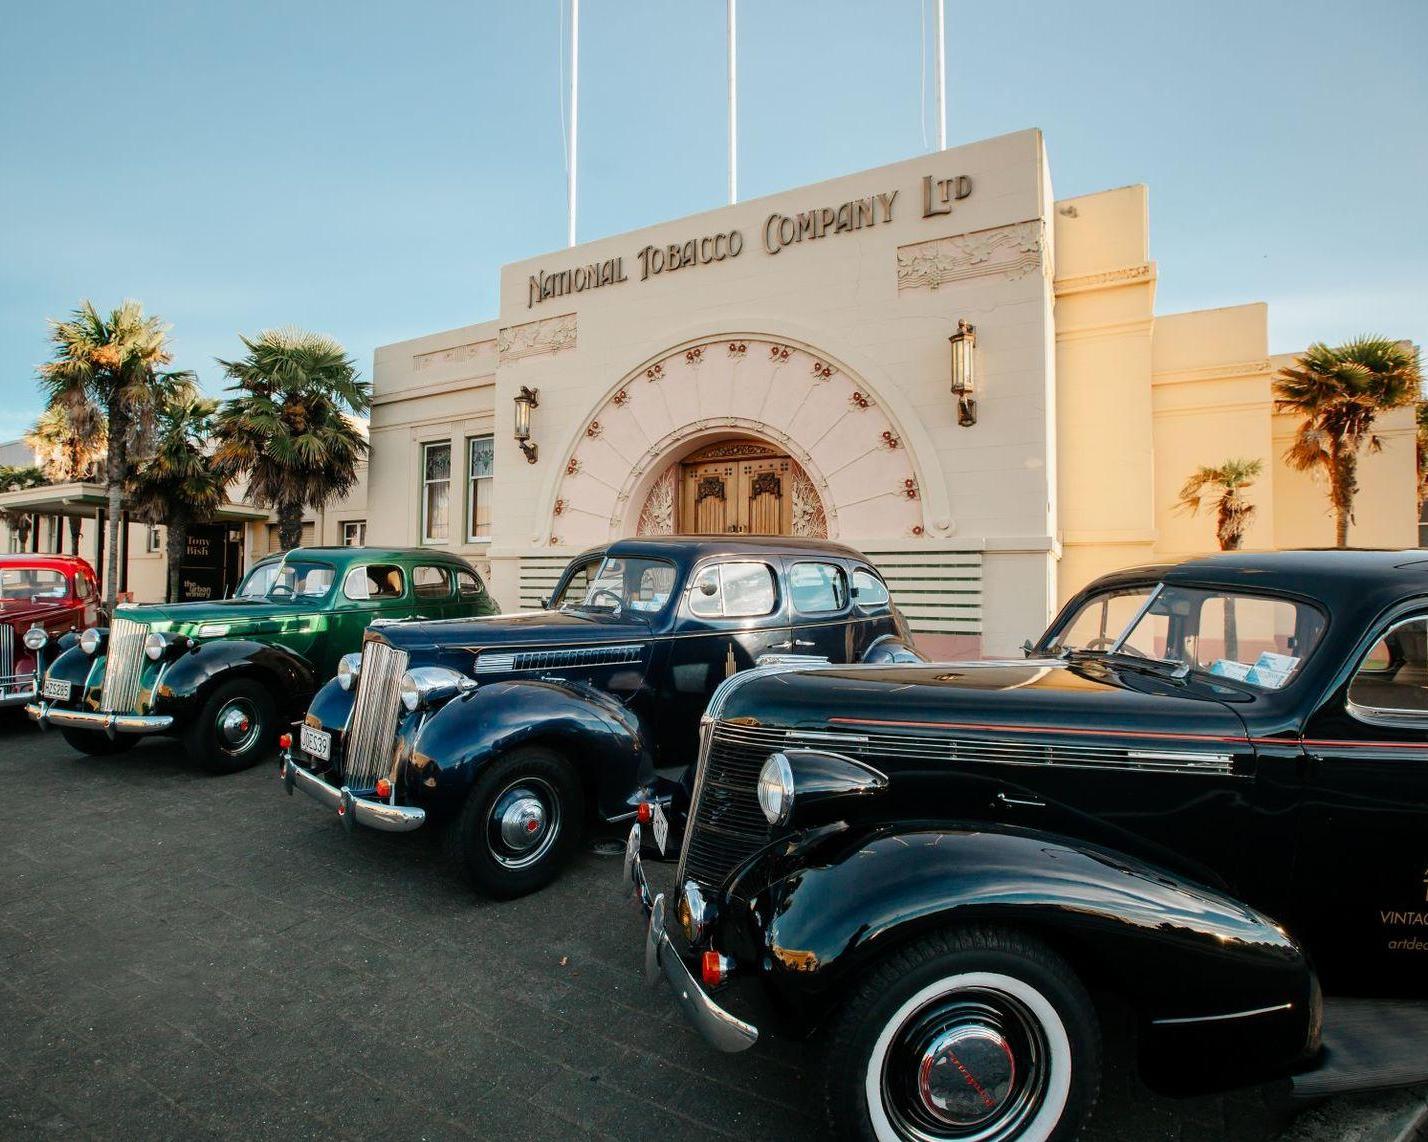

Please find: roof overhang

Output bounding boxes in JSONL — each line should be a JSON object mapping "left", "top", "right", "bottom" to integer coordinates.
{"left": 0, "top": 481, "right": 270, "bottom": 522}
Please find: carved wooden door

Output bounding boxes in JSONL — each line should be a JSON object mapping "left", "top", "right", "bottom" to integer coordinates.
{"left": 678, "top": 443, "right": 794, "bottom": 535}
{"left": 681, "top": 458, "right": 737, "bottom": 534}
{"left": 737, "top": 455, "right": 794, "bottom": 535}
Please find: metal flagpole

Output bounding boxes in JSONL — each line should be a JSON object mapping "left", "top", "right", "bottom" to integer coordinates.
{"left": 728, "top": 0, "right": 737, "bottom": 203}
{"left": 935, "top": 0, "right": 946, "bottom": 150}
{"left": 568, "top": 0, "right": 580, "bottom": 246}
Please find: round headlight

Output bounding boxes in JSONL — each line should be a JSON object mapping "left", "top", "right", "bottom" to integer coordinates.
{"left": 144, "top": 632, "right": 171, "bottom": 661}
{"left": 22, "top": 625, "right": 48, "bottom": 651}
{"left": 399, "top": 672, "right": 421, "bottom": 712}
{"left": 337, "top": 652, "right": 362, "bottom": 691}
{"left": 398, "top": 666, "right": 470, "bottom": 713}
{"left": 79, "top": 628, "right": 102, "bottom": 655}
{"left": 757, "top": 752, "right": 795, "bottom": 825}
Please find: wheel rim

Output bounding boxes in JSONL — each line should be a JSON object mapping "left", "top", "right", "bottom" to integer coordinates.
{"left": 485, "top": 776, "right": 561, "bottom": 870}
{"left": 216, "top": 698, "right": 260, "bottom": 755}
{"left": 871, "top": 975, "right": 1065, "bottom": 1142}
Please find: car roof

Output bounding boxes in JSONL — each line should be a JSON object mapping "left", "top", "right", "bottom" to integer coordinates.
{"left": 605, "top": 535, "right": 873, "bottom": 562}
{"left": 0, "top": 554, "right": 92, "bottom": 573}
{"left": 251, "top": 546, "right": 475, "bottom": 565}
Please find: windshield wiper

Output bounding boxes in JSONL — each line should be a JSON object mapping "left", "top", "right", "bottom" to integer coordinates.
{"left": 1068, "top": 648, "right": 1190, "bottom": 680}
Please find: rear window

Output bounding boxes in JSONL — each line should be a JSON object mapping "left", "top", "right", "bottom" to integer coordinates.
{"left": 789, "top": 562, "right": 848, "bottom": 614}
{"left": 456, "top": 569, "right": 485, "bottom": 601}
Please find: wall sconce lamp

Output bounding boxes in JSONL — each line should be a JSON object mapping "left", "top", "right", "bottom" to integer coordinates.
{"left": 514, "top": 385, "right": 540, "bottom": 463}
{"left": 949, "top": 319, "right": 977, "bottom": 427}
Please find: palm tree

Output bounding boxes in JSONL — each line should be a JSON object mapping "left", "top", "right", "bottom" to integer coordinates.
{"left": 213, "top": 328, "right": 369, "bottom": 550}
{"left": 38, "top": 300, "right": 197, "bottom": 607}
{"left": 26, "top": 403, "right": 108, "bottom": 555}
{"left": 128, "top": 394, "right": 227, "bottom": 603}
{"left": 1274, "top": 337, "right": 1422, "bottom": 547}
{"left": 1177, "top": 458, "right": 1264, "bottom": 552}
{"left": 0, "top": 465, "right": 49, "bottom": 552}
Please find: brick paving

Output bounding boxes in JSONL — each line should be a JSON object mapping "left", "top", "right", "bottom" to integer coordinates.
{"left": 0, "top": 716, "right": 1416, "bottom": 1140}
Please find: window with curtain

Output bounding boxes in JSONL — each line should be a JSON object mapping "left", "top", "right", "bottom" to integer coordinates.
{"left": 467, "top": 435, "right": 494, "bottom": 541}
{"left": 422, "top": 442, "right": 451, "bottom": 543}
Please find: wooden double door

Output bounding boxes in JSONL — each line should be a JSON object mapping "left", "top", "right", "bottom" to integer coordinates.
{"left": 679, "top": 442, "right": 795, "bottom": 535}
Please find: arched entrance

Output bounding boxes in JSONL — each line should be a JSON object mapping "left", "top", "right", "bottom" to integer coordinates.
{"left": 635, "top": 438, "right": 828, "bottom": 537}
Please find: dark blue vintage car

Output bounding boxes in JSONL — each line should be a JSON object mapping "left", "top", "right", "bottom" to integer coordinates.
{"left": 280, "top": 536, "right": 919, "bottom": 898}
{"left": 628, "top": 549, "right": 1428, "bottom": 1141}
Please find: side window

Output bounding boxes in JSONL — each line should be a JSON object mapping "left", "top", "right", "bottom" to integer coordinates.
{"left": 455, "top": 569, "right": 485, "bottom": 601}
{"left": 688, "top": 562, "right": 777, "bottom": 619}
{"left": 74, "top": 573, "right": 92, "bottom": 600}
{"left": 852, "top": 567, "right": 890, "bottom": 607}
{"left": 1349, "top": 615, "right": 1428, "bottom": 719}
{"left": 789, "top": 562, "right": 848, "bottom": 614}
{"left": 413, "top": 565, "right": 452, "bottom": 600}
{"left": 552, "top": 558, "right": 598, "bottom": 609}
{"left": 344, "top": 564, "right": 405, "bottom": 601}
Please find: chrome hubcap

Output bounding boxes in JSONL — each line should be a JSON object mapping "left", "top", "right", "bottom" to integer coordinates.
{"left": 487, "top": 778, "right": 561, "bottom": 870}
{"left": 499, "top": 796, "right": 547, "bottom": 851}
{"left": 217, "top": 701, "right": 258, "bottom": 751}
{"left": 917, "top": 1025, "right": 1016, "bottom": 1127}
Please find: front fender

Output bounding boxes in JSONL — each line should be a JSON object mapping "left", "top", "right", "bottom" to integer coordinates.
{"left": 41, "top": 643, "right": 102, "bottom": 703}
{"left": 740, "top": 824, "right": 1315, "bottom": 1090}
{"left": 407, "top": 679, "right": 653, "bottom": 821}
{"left": 153, "top": 640, "right": 316, "bottom": 721}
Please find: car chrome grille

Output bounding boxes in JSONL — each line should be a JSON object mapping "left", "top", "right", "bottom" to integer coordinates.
{"left": 100, "top": 617, "right": 148, "bottom": 712}
{"left": 341, "top": 640, "right": 410, "bottom": 788}
{"left": 0, "top": 624, "right": 12, "bottom": 680}
{"left": 677, "top": 722, "right": 779, "bottom": 893}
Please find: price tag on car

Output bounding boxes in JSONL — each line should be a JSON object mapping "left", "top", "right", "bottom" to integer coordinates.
{"left": 300, "top": 724, "right": 331, "bottom": 761}
{"left": 42, "top": 675, "right": 71, "bottom": 702}
{"left": 652, "top": 801, "right": 669, "bottom": 855}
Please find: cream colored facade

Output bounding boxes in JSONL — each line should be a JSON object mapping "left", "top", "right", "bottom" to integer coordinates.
{"left": 367, "top": 130, "right": 1418, "bottom": 657}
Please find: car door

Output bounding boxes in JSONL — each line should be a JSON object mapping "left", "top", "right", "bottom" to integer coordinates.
{"left": 784, "top": 558, "right": 854, "bottom": 661}
{"left": 412, "top": 564, "right": 456, "bottom": 619}
{"left": 1291, "top": 604, "right": 1428, "bottom": 996}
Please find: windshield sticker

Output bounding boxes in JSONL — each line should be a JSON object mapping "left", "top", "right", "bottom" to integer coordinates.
{"left": 1247, "top": 652, "right": 1299, "bottom": 689}
{"left": 1210, "top": 659, "right": 1253, "bottom": 682}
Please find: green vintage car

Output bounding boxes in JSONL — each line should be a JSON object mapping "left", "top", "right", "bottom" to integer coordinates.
{"left": 27, "top": 547, "right": 499, "bottom": 773}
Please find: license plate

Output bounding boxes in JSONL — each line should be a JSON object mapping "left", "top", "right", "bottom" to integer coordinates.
{"left": 42, "top": 675, "right": 71, "bottom": 702}
{"left": 652, "top": 801, "right": 669, "bottom": 856}
{"left": 300, "top": 724, "right": 331, "bottom": 761}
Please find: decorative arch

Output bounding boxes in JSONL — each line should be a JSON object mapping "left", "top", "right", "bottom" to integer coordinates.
{"left": 546, "top": 336, "right": 927, "bottom": 547}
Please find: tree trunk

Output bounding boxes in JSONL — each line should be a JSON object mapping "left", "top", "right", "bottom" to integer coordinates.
{"left": 68, "top": 515, "right": 82, "bottom": 557}
{"left": 165, "top": 518, "right": 188, "bottom": 604}
{"left": 277, "top": 501, "right": 305, "bottom": 551}
{"left": 1329, "top": 438, "right": 1353, "bottom": 548}
{"left": 104, "top": 408, "right": 128, "bottom": 610}
{"left": 1225, "top": 597, "right": 1239, "bottom": 662}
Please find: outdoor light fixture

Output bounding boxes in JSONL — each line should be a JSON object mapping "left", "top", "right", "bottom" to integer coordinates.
{"left": 514, "top": 385, "right": 540, "bottom": 463}
{"left": 949, "top": 319, "right": 977, "bottom": 427}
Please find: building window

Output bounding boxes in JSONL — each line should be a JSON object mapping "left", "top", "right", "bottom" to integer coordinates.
{"left": 422, "top": 442, "right": 451, "bottom": 544}
{"left": 467, "top": 435, "right": 494, "bottom": 542}
{"left": 342, "top": 521, "right": 366, "bottom": 547}
{"left": 146, "top": 525, "right": 162, "bottom": 553}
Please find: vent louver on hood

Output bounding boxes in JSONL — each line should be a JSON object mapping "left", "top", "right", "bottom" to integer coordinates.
{"left": 474, "top": 643, "right": 644, "bottom": 674}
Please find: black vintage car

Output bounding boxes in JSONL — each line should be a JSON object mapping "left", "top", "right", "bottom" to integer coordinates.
{"left": 279, "top": 536, "right": 920, "bottom": 898}
{"left": 627, "top": 550, "right": 1428, "bottom": 1140}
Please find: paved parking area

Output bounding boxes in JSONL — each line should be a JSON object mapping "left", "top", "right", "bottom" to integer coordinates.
{"left": 0, "top": 718, "right": 1421, "bottom": 1140}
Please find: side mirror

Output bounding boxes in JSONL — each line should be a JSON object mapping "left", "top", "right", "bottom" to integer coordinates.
{"left": 540, "top": 596, "right": 551, "bottom": 610}
{"left": 1021, "top": 639, "right": 1036, "bottom": 656}
{"left": 699, "top": 580, "right": 718, "bottom": 597}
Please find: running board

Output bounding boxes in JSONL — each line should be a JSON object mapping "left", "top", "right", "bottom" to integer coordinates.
{"left": 1292, "top": 998, "right": 1428, "bottom": 1100}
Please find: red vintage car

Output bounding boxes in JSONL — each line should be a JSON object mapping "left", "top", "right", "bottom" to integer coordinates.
{"left": 0, "top": 555, "right": 101, "bottom": 708}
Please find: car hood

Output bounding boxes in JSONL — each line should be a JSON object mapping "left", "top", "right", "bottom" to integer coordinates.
{"left": 0, "top": 598, "right": 73, "bottom": 626}
{"left": 373, "top": 609, "right": 655, "bottom": 655}
{"left": 717, "top": 658, "right": 1252, "bottom": 742}
{"left": 113, "top": 598, "right": 327, "bottom": 637}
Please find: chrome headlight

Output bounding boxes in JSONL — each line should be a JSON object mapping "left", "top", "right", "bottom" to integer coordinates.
{"left": 757, "top": 752, "right": 795, "bottom": 825}
{"left": 144, "top": 632, "right": 176, "bottom": 661}
{"left": 79, "top": 627, "right": 103, "bottom": 655}
{"left": 336, "top": 652, "right": 362, "bottom": 691}
{"left": 22, "top": 625, "right": 48, "bottom": 651}
{"left": 398, "top": 666, "right": 471, "bottom": 712}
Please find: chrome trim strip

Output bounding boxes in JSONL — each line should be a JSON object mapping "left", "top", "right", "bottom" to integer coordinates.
{"left": 644, "top": 892, "right": 757, "bottom": 1053}
{"left": 281, "top": 754, "right": 426, "bottom": 833}
{"left": 26, "top": 702, "right": 172, "bottom": 734}
{"left": 1151, "top": 1002, "right": 1293, "bottom": 1026}
{"left": 475, "top": 642, "right": 645, "bottom": 674}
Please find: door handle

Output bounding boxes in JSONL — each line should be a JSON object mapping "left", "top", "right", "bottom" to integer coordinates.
{"left": 794, "top": 639, "right": 815, "bottom": 648}
{"left": 995, "top": 792, "right": 1046, "bottom": 810}
{"left": 768, "top": 640, "right": 793, "bottom": 650}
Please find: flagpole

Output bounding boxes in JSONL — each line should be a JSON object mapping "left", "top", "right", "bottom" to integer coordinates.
{"left": 568, "top": 0, "right": 580, "bottom": 247}
{"left": 935, "top": 0, "right": 946, "bottom": 150}
{"left": 728, "top": 0, "right": 738, "bottom": 204}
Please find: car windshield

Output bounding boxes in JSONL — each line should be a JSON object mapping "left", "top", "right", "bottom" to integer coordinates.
{"left": 0, "top": 567, "right": 68, "bottom": 603}
{"left": 235, "top": 559, "right": 336, "bottom": 602}
{"left": 1047, "top": 582, "right": 1326, "bottom": 690}
{"left": 571, "top": 556, "right": 677, "bottom": 617}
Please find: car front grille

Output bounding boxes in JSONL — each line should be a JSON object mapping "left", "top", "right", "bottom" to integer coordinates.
{"left": 100, "top": 617, "right": 148, "bottom": 712}
{"left": 0, "top": 624, "right": 12, "bottom": 680}
{"left": 341, "top": 639, "right": 410, "bottom": 788}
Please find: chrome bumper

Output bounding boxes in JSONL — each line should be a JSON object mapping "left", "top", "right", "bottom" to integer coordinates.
{"left": 0, "top": 681, "right": 37, "bottom": 709}
{"left": 26, "top": 701, "right": 172, "bottom": 734}
{"left": 279, "top": 750, "right": 427, "bottom": 833}
{"left": 625, "top": 823, "right": 758, "bottom": 1053}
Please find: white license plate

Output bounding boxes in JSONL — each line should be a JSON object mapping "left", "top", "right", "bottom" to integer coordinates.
{"left": 652, "top": 801, "right": 669, "bottom": 856}
{"left": 300, "top": 725, "right": 331, "bottom": 761}
{"left": 42, "top": 675, "right": 71, "bottom": 702}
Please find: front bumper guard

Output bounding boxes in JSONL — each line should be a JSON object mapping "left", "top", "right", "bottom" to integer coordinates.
{"left": 0, "top": 681, "right": 38, "bottom": 709}
{"left": 625, "top": 823, "right": 758, "bottom": 1053}
{"left": 27, "top": 700, "right": 172, "bottom": 736}
{"left": 279, "top": 749, "right": 427, "bottom": 834}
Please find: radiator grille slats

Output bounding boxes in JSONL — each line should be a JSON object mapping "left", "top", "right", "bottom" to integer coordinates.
{"left": 341, "top": 640, "right": 409, "bottom": 788}
{"left": 0, "top": 624, "right": 12, "bottom": 681}
{"left": 100, "top": 617, "right": 148, "bottom": 713}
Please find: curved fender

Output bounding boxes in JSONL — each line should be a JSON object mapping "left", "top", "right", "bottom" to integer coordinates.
{"left": 407, "top": 678, "right": 653, "bottom": 821}
{"left": 306, "top": 676, "right": 355, "bottom": 732}
{"left": 743, "top": 825, "right": 1316, "bottom": 1086}
{"left": 153, "top": 640, "right": 316, "bottom": 721}
{"left": 859, "top": 634, "right": 926, "bottom": 664}
{"left": 41, "top": 643, "right": 102, "bottom": 700}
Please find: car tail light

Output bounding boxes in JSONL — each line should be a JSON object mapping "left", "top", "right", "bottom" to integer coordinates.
{"left": 636, "top": 802, "right": 652, "bottom": 824}
{"left": 375, "top": 778, "right": 392, "bottom": 799}
{"left": 701, "top": 951, "right": 733, "bottom": 988}
{"left": 278, "top": 733, "right": 292, "bottom": 750}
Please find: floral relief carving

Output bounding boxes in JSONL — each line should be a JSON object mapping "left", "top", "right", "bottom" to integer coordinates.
{"left": 811, "top": 360, "right": 834, "bottom": 380}
{"left": 635, "top": 465, "right": 676, "bottom": 536}
{"left": 880, "top": 430, "right": 902, "bottom": 450}
{"left": 412, "top": 341, "right": 489, "bottom": 372}
{"left": 684, "top": 346, "right": 704, "bottom": 365}
{"left": 585, "top": 421, "right": 603, "bottom": 439}
{"left": 790, "top": 467, "right": 828, "bottom": 539}
{"left": 909, "top": 524, "right": 926, "bottom": 537}
{"left": 645, "top": 363, "right": 664, "bottom": 382}
{"left": 696, "top": 475, "right": 726, "bottom": 503}
{"left": 497, "top": 313, "right": 577, "bottom": 362}
{"left": 750, "top": 472, "right": 783, "bottom": 498}
{"left": 903, "top": 478, "right": 920, "bottom": 500}
{"left": 727, "top": 341, "right": 747, "bottom": 357}
{"left": 611, "top": 388, "right": 630, "bottom": 407}
{"left": 850, "top": 390, "right": 873, "bottom": 410}
{"left": 553, "top": 498, "right": 566, "bottom": 516}
{"left": 896, "top": 221, "right": 1044, "bottom": 292}
{"left": 565, "top": 458, "right": 582, "bottom": 476}
{"left": 769, "top": 344, "right": 791, "bottom": 364}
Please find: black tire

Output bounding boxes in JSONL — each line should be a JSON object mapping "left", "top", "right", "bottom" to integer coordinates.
{"left": 825, "top": 927, "right": 1101, "bottom": 1142}
{"left": 444, "top": 746, "right": 584, "bottom": 900}
{"left": 59, "top": 727, "right": 138, "bottom": 756}
{"left": 183, "top": 677, "right": 278, "bottom": 775}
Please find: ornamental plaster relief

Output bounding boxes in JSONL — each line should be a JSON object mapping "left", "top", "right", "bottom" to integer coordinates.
{"left": 547, "top": 336, "right": 925, "bottom": 547}
{"left": 412, "top": 339, "right": 496, "bottom": 373}
{"left": 497, "top": 312, "right": 577, "bottom": 363}
{"left": 896, "top": 220, "right": 1044, "bottom": 292}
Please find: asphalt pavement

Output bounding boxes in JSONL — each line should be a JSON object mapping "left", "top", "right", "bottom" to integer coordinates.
{"left": 0, "top": 716, "right": 1422, "bottom": 1141}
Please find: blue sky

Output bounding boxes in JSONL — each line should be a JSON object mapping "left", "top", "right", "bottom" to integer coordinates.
{"left": 1, "top": 0, "right": 1424, "bottom": 442}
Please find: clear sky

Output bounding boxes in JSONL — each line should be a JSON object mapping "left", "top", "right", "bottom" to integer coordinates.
{"left": 1, "top": 0, "right": 1424, "bottom": 442}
